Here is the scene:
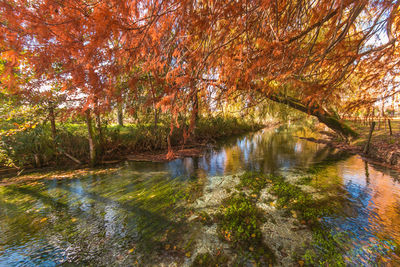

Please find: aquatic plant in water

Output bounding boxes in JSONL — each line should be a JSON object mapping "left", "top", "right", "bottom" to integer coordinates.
{"left": 213, "top": 172, "right": 278, "bottom": 264}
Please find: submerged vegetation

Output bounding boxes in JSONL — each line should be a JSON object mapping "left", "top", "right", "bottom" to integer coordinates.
{"left": 266, "top": 174, "right": 347, "bottom": 265}
{"left": 0, "top": 170, "right": 198, "bottom": 266}
{"left": 217, "top": 194, "right": 271, "bottom": 257}
{"left": 190, "top": 170, "right": 364, "bottom": 265}
{"left": 192, "top": 252, "right": 230, "bottom": 267}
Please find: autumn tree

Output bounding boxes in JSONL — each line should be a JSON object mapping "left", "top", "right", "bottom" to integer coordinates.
{"left": 183, "top": 0, "right": 399, "bottom": 138}
{"left": 1, "top": 0, "right": 400, "bottom": 162}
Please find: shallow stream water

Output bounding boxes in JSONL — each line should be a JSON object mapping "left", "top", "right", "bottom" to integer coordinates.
{"left": 0, "top": 125, "right": 399, "bottom": 266}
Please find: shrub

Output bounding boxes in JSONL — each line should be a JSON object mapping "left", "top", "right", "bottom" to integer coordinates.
{"left": 0, "top": 125, "right": 55, "bottom": 167}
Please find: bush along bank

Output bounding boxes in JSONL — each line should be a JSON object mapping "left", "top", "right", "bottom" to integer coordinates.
{"left": 187, "top": 171, "right": 357, "bottom": 266}
{"left": 0, "top": 116, "right": 265, "bottom": 171}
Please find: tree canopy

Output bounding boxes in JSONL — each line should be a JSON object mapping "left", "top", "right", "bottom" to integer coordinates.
{"left": 1, "top": 0, "right": 399, "bottom": 140}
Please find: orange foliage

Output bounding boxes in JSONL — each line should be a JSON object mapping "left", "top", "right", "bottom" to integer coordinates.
{"left": 1, "top": 0, "right": 399, "bottom": 143}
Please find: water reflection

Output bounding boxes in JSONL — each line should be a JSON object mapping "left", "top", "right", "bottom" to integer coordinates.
{"left": 163, "top": 126, "right": 333, "bottom": 177}
{"left": 0, "top": 125, "right": 399, "bottom": 265}
{"left": 333, "top": 156, "right": 400, "bottom": 264}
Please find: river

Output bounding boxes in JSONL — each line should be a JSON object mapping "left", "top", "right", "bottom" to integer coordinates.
{"left": 0, "top": 125, "right": 399, "bottom": 266}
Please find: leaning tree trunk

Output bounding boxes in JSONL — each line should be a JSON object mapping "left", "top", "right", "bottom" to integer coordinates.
{"left": 85, "top": 110, "right": 97, "bottom": 167}
{"left": 266, "top": 93, "right": 359, "bottom": 139}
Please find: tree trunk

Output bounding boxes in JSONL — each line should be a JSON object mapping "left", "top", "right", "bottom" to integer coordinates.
{"left": 117, "top": 103, "right": 124, "bottom": 126}
{"left": 95, "top": 111, "right": 105, "bottom": 158}
{"left": 95, "top": 111, "right": 102, "bottom": 138}
{"left": 34, "top": 154, "right": 41, "bottom": 168}
{"left": 49, "top": 105, "right": 57, "bottom": 141}
{"left": 85, "top": 110, "right": 97, "bottom": 166}
{"left": 48, "top": 103, "right": 57, "bottom": 156}
{"left": 363, "top": 122, "right": 376, "bottom": 154}
{"left": 94, "top": 98, "right": 104, "bottom": 158}
{"left": 154, "top": 106, "right": 159, "bottom": 130}
{"left": 63, "top": 152, "right": 82, "bottom": 165}
{"left": 266, "top": 94, "right": 359, "bottom": 139}
{"left": 191, "top": 89, "right": 199, "bottom": 131}
{"left": 166, "top": 124, "right": 175, "bottom": 160}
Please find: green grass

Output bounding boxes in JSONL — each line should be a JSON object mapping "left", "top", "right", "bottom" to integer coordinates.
{"left": 302, "top": 228, "right": 347, "bottom": 266}
{"left": 347, "top": 119, "right": 399, "bottom": 147}
{"left": 213, "top": 172, "right": 280, "bottom": 264}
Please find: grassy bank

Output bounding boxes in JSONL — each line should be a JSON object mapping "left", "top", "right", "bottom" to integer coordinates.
{"left": 349, "top": 120, "right": 400, "bottom": 167}
{"left": 0, "top": 116, "right": 265, "bottom": 171}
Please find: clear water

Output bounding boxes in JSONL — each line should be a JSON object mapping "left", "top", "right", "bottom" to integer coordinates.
{"left": 0, "top": 125, "right": 399, "bottom": 266}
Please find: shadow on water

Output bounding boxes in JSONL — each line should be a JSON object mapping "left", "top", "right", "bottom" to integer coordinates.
{"left": 11, "top": 186, "right": 69, "bottom": 210}
{"left": 0, "top": 172, "right": 191, "bottom": 266}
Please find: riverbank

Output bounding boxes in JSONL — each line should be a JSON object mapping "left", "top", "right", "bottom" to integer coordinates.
{"left": 0, "top": 120, "right": 281, "bottom": 184}
{"left": 0, "top": 116, "right": 275, "bottom": 177}
{"left": 302, "top": 121, "right": 400, "bottom": 171}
